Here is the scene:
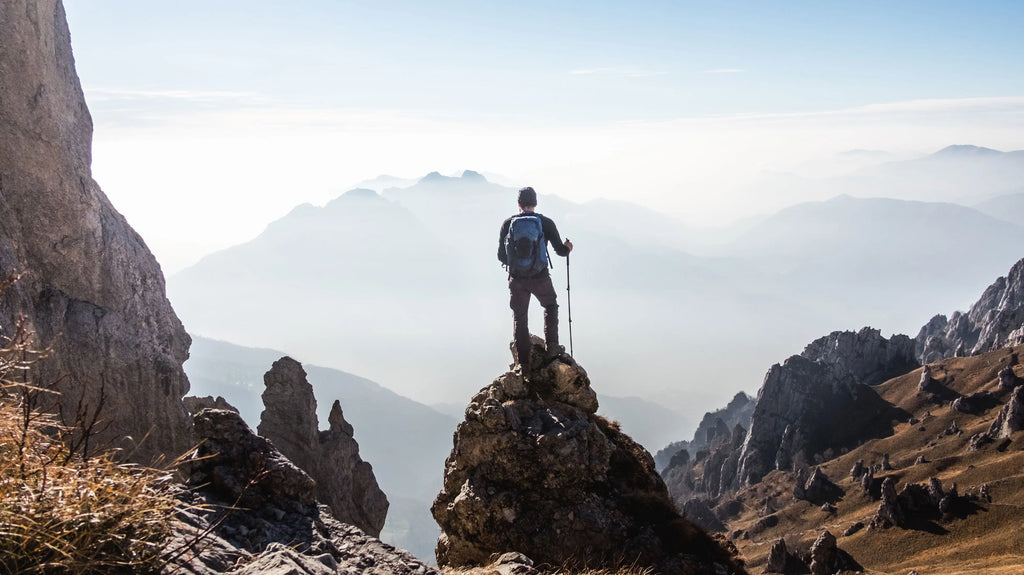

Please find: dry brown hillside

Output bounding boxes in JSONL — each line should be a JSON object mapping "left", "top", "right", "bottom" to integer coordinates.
{"left": 720, "top": 344, "right": 1024, "bottom": 575}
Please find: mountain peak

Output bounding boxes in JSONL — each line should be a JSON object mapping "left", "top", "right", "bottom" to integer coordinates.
{"left": 932, "top": 144, "right": 1003, "bottom": 158}
{"left": 417, "top": 170, "right": 489, "bottom": 185}
{"left": 341, "top": 187, "right": 380, "bottom": 199}
{"left": 419, "top": 171, "right": 447, "bottom": 183}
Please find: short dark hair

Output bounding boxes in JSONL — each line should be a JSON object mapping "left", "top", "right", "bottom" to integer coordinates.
{"left": 518, "top": 186, "right": 537, "bottom": 207}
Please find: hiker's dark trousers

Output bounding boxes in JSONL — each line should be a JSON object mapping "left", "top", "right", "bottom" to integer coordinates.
{"left": 509, "top": 273, "right": 559, "bottom": 367}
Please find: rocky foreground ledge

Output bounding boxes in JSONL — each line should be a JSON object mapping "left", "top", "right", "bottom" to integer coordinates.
{"left": 432, "top": 338, "right": 746, "bottom": 575}
{"left": 165, "top": 408, "right": 437, "bottom": 575}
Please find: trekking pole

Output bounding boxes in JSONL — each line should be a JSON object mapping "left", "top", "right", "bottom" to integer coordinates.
{"left": 566, "top": 239, "right": 573, "bottom": 358}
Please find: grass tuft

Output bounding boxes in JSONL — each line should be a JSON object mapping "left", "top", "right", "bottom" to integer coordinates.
{"left": 0, "top": 314, "right": 181, "bottom": 574}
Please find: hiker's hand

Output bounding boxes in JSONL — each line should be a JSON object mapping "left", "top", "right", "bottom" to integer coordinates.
{"left": 564, "top": 239, "right": 573, "bottom": 252}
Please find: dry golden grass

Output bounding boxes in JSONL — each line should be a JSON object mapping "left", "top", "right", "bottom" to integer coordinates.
{"left": 723, "top": 344, "right": 1024, "bottom": 575}
{"left": 0, "top": 317, "right": 181, "bottom": 574}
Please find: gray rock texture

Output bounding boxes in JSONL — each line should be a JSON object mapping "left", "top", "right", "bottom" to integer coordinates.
{"left": 871, "top": 477, "right": 903, "bottom": 529}
{"left": 183, "top": 395, "right": 239, "bottom": 415}
{"left": 168, "top": 409, "right": 435, "bottom": 575}
{"left": 0, "top": 0, "right": 191, "bottom": 463}
{"left": 257, "top": 357, "right": 388, "bottom": 537}
{"left": 736, "top": 329, "right": 911, "bottom": 485}
{"left": 988, "top": 385, "right": 1024, "bottom": 440}
{"left": 432, "top": 340, "right": 745, "bottom": 574}
{"left": 801, "top": 327, "right": 918, "bottom": 386}
{"left": 999, "top": 365, "right": 1023, "bottom": 392}
{"left": 917, "top": 257, "right": 1024, "bottom": 363}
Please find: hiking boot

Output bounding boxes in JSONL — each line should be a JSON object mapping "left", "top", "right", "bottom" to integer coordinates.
{"left": 545, "top": 343, "right": 568, "bottom": 361}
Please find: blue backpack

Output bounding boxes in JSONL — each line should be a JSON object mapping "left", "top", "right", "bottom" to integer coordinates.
{"left": 505, "top": 214, "right": 549, "bottom": 277}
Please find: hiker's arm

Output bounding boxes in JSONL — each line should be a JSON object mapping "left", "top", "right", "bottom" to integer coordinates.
{"left": 497, "top": 220, "right": 510, "bottom": 265}
{"left": 543, "top": 217, "right": 571, "bottom": 257}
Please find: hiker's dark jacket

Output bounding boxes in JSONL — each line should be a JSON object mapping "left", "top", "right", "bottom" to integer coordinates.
{"left": 497, "top": 211, "right": 569, "bottom": 277}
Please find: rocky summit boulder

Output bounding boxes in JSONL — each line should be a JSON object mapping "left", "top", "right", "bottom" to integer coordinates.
{"left": 257, "top": 357, "right": 388, "bottom": 537}
{"left": 432, "top": 339, "right": 745, "bottom": 574}
{"left": 0, "top": 0, "right": 191, "bottom": 463}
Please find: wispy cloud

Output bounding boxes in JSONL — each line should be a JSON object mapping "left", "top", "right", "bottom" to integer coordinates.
{"left": 702, "top": 68, "right": 745, "bottom": 74}
{"left": 86, "top": 88, "right": 265, "bottom": 104}
{"left": 570, "top": 67, "right": 668, "bottom": 78}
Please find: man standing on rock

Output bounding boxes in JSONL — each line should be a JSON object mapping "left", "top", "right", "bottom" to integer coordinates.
{"left": 498, "top": 186, "right": 573, "bottom": 370}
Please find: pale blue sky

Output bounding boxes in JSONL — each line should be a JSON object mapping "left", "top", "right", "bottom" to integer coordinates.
{"left": 62, "top": 1, "right": 1024, "bottom": 272}
{"left": 66, "top": 1, "right": 1024, "bottom": 121}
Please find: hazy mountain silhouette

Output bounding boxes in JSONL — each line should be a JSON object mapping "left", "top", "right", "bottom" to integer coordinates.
{"left": 168, "top": 167, "right": 1024, "bottom": 455}
{"left": 973, "top": 191, "right": 1024, "bottom": 226}
{"left": 836, "top": 145, "right": 1024, "bottom": 205}
{"left": 717, "top": 195, "right": 1024, "bottom": 329}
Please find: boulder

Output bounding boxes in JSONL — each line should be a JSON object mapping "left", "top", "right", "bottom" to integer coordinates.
{"left": 808, "top": 530, "right": 859, "bottom": 575}
{"left": 951, "top": 391, "right": 998, "bottom": 415}
{"left": 800, "top": 467, "right": 842, "bottom": 505}
{"left": 849, "top": 459, "right": 866, "bottom": 480}
{"left": 871, "top": 478, "right": 903, "bottom": 529}
{"left": 0, "top": 0, "right": 191, "bottom": 463}
{"left": 998, "top": 365, "right": 1022, "bottom": 392}
{"left": 432, "top": 341, "right": 744, "bottom": 574}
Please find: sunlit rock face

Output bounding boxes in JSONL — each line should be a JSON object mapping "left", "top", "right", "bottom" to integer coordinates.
{"left": 917, "top": 257, "right": 1024, "bottom": 363}
{"left": 0, "top": 0, "right": 191, "bottom": 462}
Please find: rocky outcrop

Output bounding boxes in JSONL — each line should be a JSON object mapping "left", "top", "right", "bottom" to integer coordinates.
{"left": 655, "top": 393, "right": 753, "bottom": 473}
{"left": 999, "top": 365, "right": 1023, "bottom": 392}
{"left": 808, "top": 530, "right": 860, "bottom": 575}
{"left": 432, "top": 340, "right": 744, "bottom": 574}
{"left": 987, "top": 385, "right": 1024, "bottom": 441}
{"left": 257, "top": 357, "right": 388, "bottom": 537}
{"left": 736, "top": 330, "right": 911, "bottom": 485}
{"left": 663, "top": 423, "right": 747, "bottom": 505}
{"left": 0, "top": 0, "right": 191, "bottom": 463}
{"left": 168, "top": 408, "right": 435, "bottom": 575}
{"left": 802, "top": 328, "right": 917, "bottom": 386}
{"left": 917, "top": 257, "right": 1024, "bottom": 363}
{"left": 797, "top": 467, "right": 842, "bottom": 505}
{"left": 183, "top": 395, "right": 239, "bottom": 414}
{"left": 871, "top": 478, "right": 904, "bottom": 529}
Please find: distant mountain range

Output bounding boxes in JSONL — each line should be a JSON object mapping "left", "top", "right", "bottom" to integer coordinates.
{"left": 169, "top": 151, "right": 1024, "bottom": 453}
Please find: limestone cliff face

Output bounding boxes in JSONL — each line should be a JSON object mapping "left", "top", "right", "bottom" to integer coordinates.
{"left": 801, "top": 328, "right": 917, "bottom": 386}
{"left": 257, "top": 357, "right": 389, "bottom": 537}
{"left": 0, "top": 0, "right": 191, "bottom": 461}
{"left": 735, "top": 329, "right": 911, "bottom": 485}
{"left": 917, "top": 257, "right": 1024, "bottom": 363}
{"left": 432, "top": 338, "right": 745, "bottom": 575}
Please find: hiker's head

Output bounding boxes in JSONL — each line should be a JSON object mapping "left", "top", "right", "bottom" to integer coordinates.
{"left": 518, "top": 187, "right": 537, "bottom": 209}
